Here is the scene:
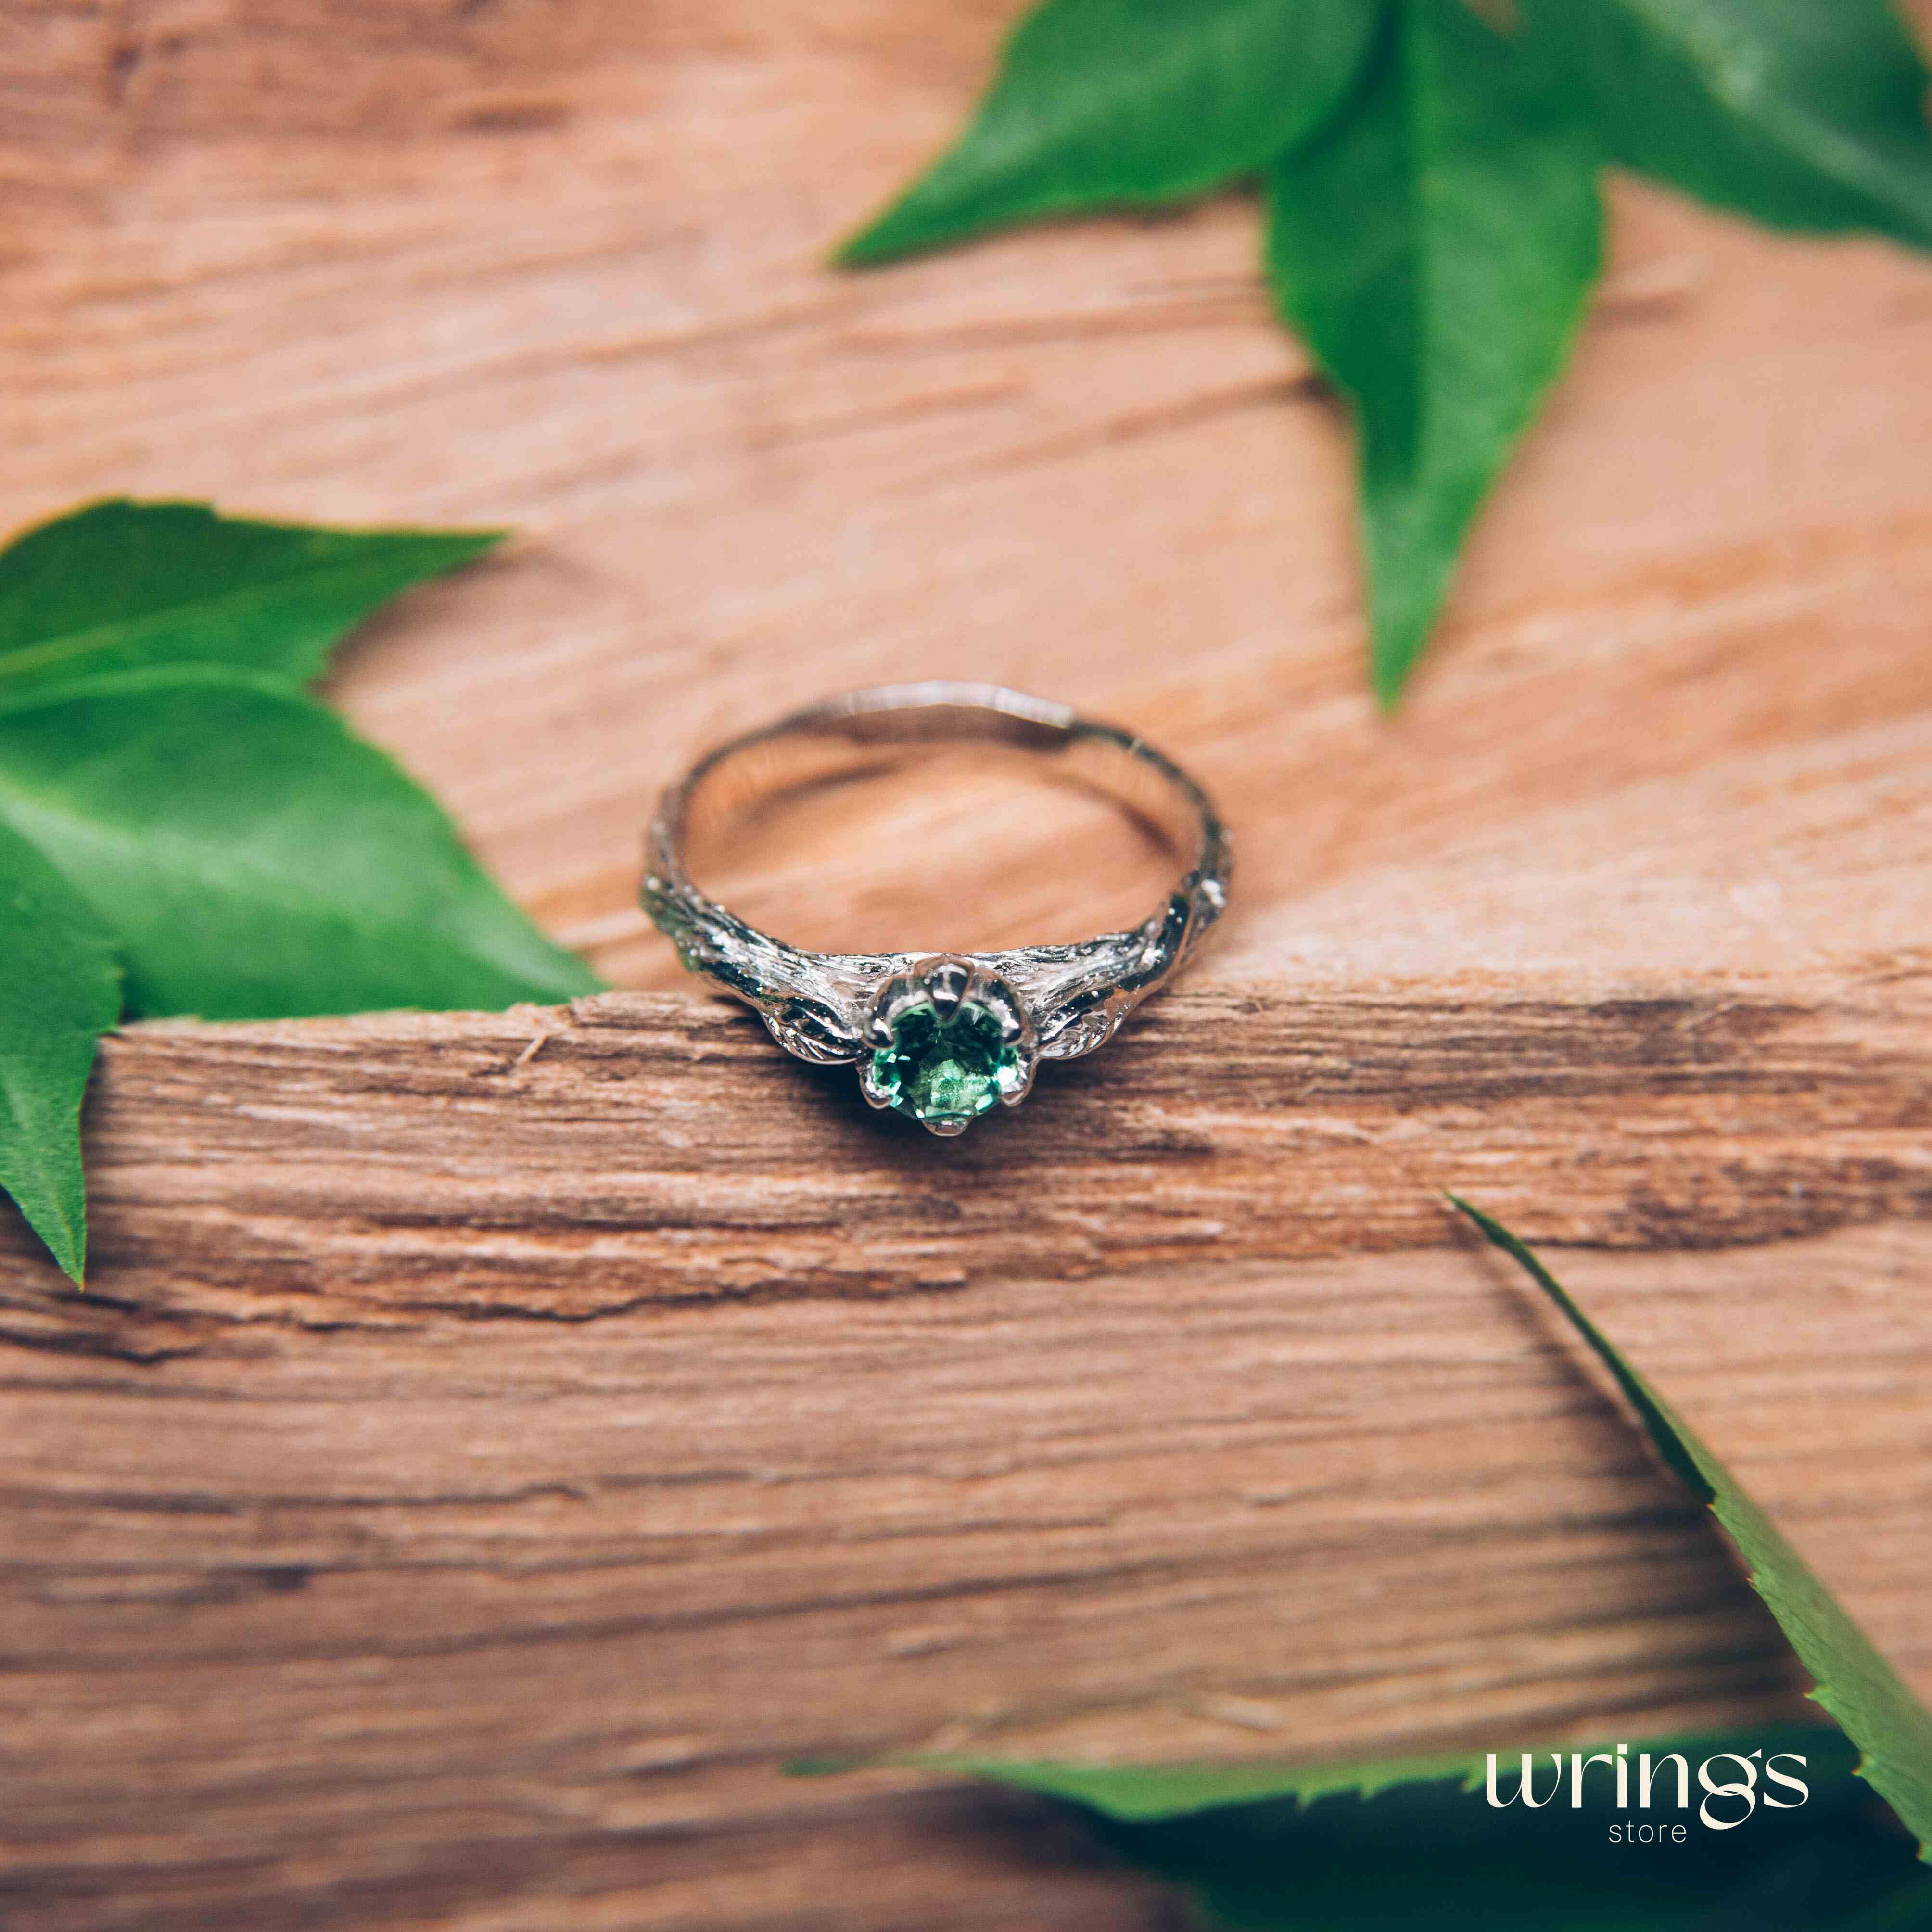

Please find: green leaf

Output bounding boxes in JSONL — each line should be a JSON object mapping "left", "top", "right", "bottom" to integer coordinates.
{"left": 1086, "top": 1726, "right": 1928, "bottom": 1931}
{"left": 1454, "top": 1196, "right": 1932, "bottom": 1859}
{"left": 799, "top": 1725, "right": 1932, "bottom": 1928}
{"left": 1517, "top": 0, "right": 1932, "bottom": 252}
{"left": 0, "top": 669, "right": 598, "bottom": 1020}
{"left": 0, "top": 500, "right": 501, "bottom": 702}
{"left": 795, "top": 1190, "right": 1932, "bottom": 1919}
{"left": 1266, "top": 0, "right": 1602, "bottom": 708}
{"left": 793, "top": 1740, "right": 1498, "bottom": 1823}
{"left": 0, "top": 820, "right": 120, "bottom": 1282}
{"left": 839, "top": 0, "right": 1384, "bottom": 265}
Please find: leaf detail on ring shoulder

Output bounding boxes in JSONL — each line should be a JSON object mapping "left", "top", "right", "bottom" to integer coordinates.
{"left": 763, "top": 1000, "right": 865, "bottom": 1066}
{"left": 1037, "top": 1004, "right": 1120, "bottom": 1061}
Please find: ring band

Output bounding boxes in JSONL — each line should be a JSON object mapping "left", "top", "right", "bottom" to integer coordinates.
{"left": 642, "top": 683, "right": 1231, "bottom": 1136}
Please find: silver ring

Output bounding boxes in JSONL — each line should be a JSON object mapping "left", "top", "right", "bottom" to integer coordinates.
{"left": 642, "top": 683, "right": 1231, "bottom": 1136}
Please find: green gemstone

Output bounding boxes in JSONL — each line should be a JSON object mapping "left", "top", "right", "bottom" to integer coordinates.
{"left": 871, "top": 999, "right": 1023, "bottom": 1128}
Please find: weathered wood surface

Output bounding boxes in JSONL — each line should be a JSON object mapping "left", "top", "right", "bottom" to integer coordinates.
{"left": 4, "top": 2, "right": 1932, "bottom": 1927}
{"left": 24, "top": 972, "right": 1932, "bottom": 1323}
{"left": 7, "top": 991, "right": 1932, "bottom": 1930}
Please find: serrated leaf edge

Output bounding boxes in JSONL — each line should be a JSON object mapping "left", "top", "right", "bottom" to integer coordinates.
{"left": 1451, "top": 1194, "right": 1932, "bottom": 1860}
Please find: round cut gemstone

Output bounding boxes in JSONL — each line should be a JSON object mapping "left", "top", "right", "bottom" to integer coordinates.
{"left": 871, "top": 1000, "right": 1023, "bottom": 1129}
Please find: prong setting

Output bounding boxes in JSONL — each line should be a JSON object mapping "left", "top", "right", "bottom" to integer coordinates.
{"left": 972, "top": 978, "right": 1027, "bottom": 1045}
{"left": 921, "top": 955, "right": 972, "bottom": 1020}
{"left": 860, "top": 961, "right": 1039, "bottom": 1135}
{"left": 857, "top": 1057, "right": 898, "bottom": 1110}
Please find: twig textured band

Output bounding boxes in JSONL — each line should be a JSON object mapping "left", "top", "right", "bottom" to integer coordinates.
{"left": 643, "top": 683, "right": 1230, "bottom": 1134}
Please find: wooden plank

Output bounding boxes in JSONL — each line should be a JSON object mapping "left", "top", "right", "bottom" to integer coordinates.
{"left": 4, "top": 982, "right": 1932, "bottom": 1926}
{"left": 3, "top": 1, "right": 1932, "bottom": 1925}
{"left": 28, "top": 972, "right": 1932, "bottom": 1318}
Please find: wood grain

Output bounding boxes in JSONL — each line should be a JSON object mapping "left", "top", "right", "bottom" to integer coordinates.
{"left": 23, "top": 969, "right": 1932, "bottom": 1326}
{"left": 3, "top": 1, "right": 1932, "bottom": 1926}
{"left": 3, "top": 978, "right": 1931, "bottom": 1929}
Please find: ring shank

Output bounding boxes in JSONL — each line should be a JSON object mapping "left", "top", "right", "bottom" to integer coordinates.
{"left": 644, "top": 684, "right": 1229, "bottom": 1065}
{"left": 663, "top": 683, "right": 1220, "bottom": 896}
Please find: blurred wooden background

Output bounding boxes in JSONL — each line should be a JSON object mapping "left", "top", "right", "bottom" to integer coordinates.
{"left": 3, "top": 3, "right": 1932, "bottom": 1927}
